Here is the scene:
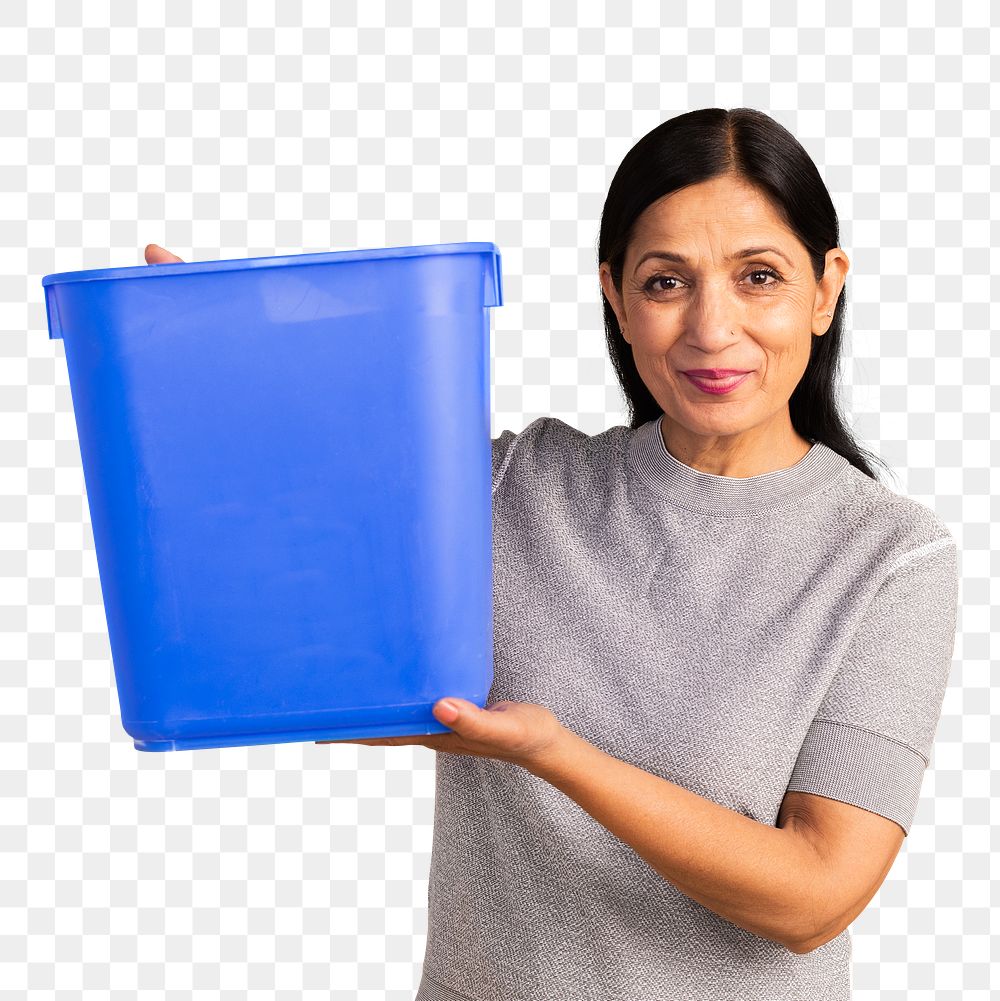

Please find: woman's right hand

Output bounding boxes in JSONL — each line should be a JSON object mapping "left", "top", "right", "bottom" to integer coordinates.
{"left": 144, "top": 244, "right": 184, "bottom": 264}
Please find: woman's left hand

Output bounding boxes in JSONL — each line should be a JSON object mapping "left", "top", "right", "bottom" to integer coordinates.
{"left": 315, "top": 697, "right": 564, "bottom": 771}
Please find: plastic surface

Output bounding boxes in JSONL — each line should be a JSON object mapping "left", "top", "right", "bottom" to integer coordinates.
{"left": 41, "top": 242, "right": 503, "bottom": 751}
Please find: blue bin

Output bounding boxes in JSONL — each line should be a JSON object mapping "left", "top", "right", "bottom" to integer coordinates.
{"left": 41, "top": 242, "right": 503, "bottom": 752}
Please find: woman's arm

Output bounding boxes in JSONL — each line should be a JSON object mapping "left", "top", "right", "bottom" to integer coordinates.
{"left": 318, "top": 694, "right": 849, "bottom": 953}
{"left": 523, "top": 726, "right": 828, "bottom": 954}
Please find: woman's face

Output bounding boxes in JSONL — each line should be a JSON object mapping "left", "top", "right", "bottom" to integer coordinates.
{"left": 600, "top": 174, "right": 848, "bottom": 450}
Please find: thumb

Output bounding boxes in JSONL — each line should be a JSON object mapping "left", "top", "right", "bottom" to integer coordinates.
{"left": 144, "top": 243, "right": 185, "bottom": 265}
{"left": 433, "top": 697, "right": 485, "bottom": 727}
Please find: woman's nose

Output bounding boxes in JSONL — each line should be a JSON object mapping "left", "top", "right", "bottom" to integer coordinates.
{"left": 681, "top": 288, "right": 743, "bottom": 346}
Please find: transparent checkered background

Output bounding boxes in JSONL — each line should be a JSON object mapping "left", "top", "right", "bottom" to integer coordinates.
{"left": 4, "top": 1, "right": 995, "bottom": 999}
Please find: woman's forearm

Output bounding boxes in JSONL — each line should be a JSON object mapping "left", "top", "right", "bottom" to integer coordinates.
{"left": 523, "top": 725, "right": 827, "bottom": 953}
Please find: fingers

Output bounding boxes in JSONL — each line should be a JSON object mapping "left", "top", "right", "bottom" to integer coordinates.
{"left": 315, "top": 738, "right": 395, "bottom": 745}
{"left": 144, "top": 243, "right": 185, "bottom": 265}
{"left": 315, "top": 735, "right": 450, "bottom": 748}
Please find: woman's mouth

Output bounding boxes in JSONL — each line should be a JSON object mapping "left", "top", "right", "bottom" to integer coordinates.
{"left": 681, "top": 370, "right": 753, "bottom": 395}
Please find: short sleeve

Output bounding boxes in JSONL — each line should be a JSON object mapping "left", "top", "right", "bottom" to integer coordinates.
{"left": 491, "top": 429, "right": 518, "bottom": 495}
{"left": 785, "top": 535, "right": 960, "bottom": 836}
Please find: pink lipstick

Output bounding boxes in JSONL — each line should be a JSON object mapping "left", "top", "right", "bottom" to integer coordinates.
{"left": 681, "top": 370, "right": 752, "bottom": 395}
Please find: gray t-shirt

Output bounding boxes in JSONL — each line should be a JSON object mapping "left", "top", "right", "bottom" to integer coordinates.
{"left": 415, "top": 415, "right": 960, "bottom": 1001}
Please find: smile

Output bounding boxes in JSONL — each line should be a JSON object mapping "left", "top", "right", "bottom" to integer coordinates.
{"left": 681, "top": 372, "right": 752, "bottom": 395}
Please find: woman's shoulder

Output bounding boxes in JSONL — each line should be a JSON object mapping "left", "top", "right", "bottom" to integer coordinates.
{"left": 491, "top": 416, "right": 630, "bottom": 495}
{"left": 493, "top": 414, "right": 629, "bottom": 454}
{"left": 833, "top": 457, "right": 957, "bottom": 562}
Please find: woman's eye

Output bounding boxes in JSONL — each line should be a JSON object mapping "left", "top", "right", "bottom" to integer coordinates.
{"left": 644, "top": 275, "right": 680, "bottom": 293}
{"left": 746, "top": 268, "right": 780, "bottom": 287}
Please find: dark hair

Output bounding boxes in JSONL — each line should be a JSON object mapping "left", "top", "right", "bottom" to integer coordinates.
{"left": 597, "top": 107, "right": 891, "bottom": 483}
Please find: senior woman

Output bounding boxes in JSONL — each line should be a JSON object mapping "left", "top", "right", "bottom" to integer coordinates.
{"left": 145, "top": 107, "right": 960, "bottom": 1001}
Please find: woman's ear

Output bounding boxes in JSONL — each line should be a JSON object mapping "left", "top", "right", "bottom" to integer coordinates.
{"left": 813, "top": 248, "right": 849, "bottom": 333}
{"left": 599, "top": 263, "right": 629, "bottom": 343}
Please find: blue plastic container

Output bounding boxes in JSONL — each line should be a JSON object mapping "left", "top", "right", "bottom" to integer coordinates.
{"left": 41, "top": 242, "right": 503, "bottom": 752}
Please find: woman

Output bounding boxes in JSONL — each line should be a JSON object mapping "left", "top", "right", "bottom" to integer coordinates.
{"left": 145, "top": 107, "right": 960, "bottom": 1001}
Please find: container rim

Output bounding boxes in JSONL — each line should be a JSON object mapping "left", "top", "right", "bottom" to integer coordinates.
{"left": 41, "top": 240, "right": 501, "bottom": 287}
